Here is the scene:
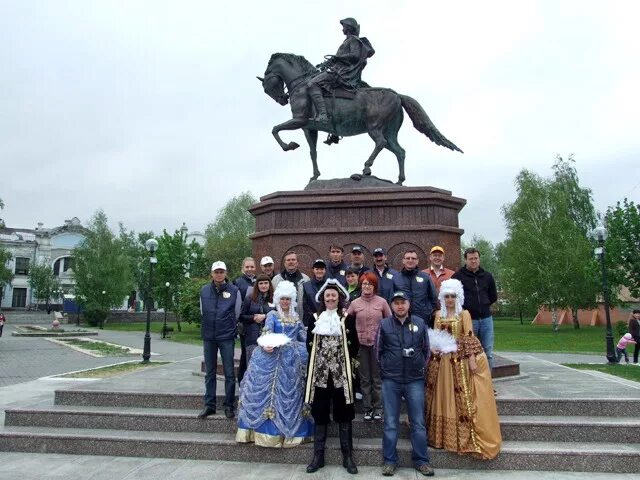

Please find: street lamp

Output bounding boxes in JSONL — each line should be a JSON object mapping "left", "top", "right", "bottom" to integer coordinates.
{"left": 100, "top": 290, "right": 106, "bottom": 329}
{"left": 162, "top": 281, "right": 170, "bottom": 339}
{"left": 594, "top": 225, "right": 616, "bottom": 364}
{"left": 142, "top": 238, "right": 158, "bottom": 363}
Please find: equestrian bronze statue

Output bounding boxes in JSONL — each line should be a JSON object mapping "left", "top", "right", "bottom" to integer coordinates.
{"left": 258, "top": 18, "right": 462, "bottom": 185}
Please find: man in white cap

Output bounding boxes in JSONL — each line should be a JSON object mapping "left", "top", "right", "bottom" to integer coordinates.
{"left": 260, "top": 256, "right": 275, "bottom": 280}
{"left": 198, "top": 261, "right": 242, "bottom": 419}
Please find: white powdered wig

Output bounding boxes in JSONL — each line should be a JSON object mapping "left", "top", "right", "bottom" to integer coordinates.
{"left": 439, "top": 278, "right": 465, "bottom": 318}
{"left": 428, "top": 328, "right": 458, "bottom": 353}
{"left": 273, "top": 280, "right": 298, "bottom": 318}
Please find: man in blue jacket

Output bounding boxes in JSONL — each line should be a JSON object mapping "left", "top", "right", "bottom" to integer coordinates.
{"left": 392, "top": 250, "right": 438, "bottom": 327}
{"left": 372, "top": 247, "right": 397, "bottom": 303}
{"left": 376, "top": 292, "right": 433, "bottom": 477}
{"left": 198, "top": 261, "right": 241, "bottom": 419}
{"left": 233, "top": 257, "right": 256, "bottom": 385}
{"left": 302, "top": 258, "right": 327, "bottom": 327}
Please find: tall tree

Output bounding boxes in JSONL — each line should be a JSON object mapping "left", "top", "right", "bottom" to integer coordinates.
{"left": 73, "top": 211, "right": 133, "bottom": 326}
{"left": 204, "top": 191, "right": 256, "bottom": 279}
{"left": 501, "top": 155, "right": 599, "bottom": 330}
{"left": 28, "top": 262, "right": 60, "bottom": 312}
{"left": 605, "top": 198, "right": 640, "bottom": 298}
{"left": 118, "top": 225, "right": 154, "bottom": 308}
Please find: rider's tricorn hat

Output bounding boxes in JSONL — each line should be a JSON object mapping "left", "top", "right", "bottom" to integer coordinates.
{"left": 340, "top": 17, "right": 360, "bottom": 35}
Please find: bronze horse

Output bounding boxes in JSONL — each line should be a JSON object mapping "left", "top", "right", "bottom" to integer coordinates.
{"left": 259, "top": 53, "right": 463, "bottom": 185}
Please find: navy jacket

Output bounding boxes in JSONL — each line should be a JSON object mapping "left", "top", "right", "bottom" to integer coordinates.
{"left": 392, "top": 268, "right": 437, "bottom": 325}
{"left": 452, "top": 267, "right": 497, "bottom": 320}
{"left": 376, "top": 314, "right": 430, "bottom": 383}
{"left": 373, "top": 265, "right": 398, "bottom": 303}
{"left": 233, "top": 274, "right": 255, "bottom": 301}
{"left": 326, "top": 260, "right": 347, "bottom": 286}
{"left": 302, "top": 276, "right": 326, "bottom": 327}
{"left": 200, "top": 281, "right": 241, "bottom": 341}
{"left": 239, "top": 294, "right": 275, "bottom": 346}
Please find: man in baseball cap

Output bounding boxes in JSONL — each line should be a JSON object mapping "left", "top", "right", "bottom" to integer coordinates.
{"left": 260, "top": 256, "right": 275, "bottom": 279}
{"left": 349, "top": 245, "right": 370, "bottom": 277}
{"left": 372, "top": 247, "right": 398, "bottom": 303}
{"left": 198, "top": 260, "right": 241, "bottom": 419}
{"left": 422, "top": 246, "right": 454, "bottom": 294}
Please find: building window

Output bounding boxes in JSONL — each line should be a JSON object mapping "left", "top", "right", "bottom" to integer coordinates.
{"left": 53, "top": 257, "right": 74, "bottom": 276}
{"left": 12, "top": 288, "right": 27, "bottom": 308}
{"left": 15, "top": 257, "right": 30, "bottom": 276}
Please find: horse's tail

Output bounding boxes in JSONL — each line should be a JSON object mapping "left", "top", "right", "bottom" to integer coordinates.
{"left": 399, "top": 94, "right": 463, "bottom": 153}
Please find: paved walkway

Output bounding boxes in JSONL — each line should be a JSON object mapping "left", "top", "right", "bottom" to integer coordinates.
{"left": 1, "top": 335, "right": 639, "bottom": 478}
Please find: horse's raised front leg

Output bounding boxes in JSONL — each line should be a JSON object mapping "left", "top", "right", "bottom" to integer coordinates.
{"left": 271, "top": 116, "right": 308, "bottom": 151}
{"left": 303, "top": 129, "right": 320, "bottom": 181}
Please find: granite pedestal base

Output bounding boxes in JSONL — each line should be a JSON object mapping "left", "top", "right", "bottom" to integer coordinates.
{"left": 249, "top": 184, "right": 466, "bottom": 272}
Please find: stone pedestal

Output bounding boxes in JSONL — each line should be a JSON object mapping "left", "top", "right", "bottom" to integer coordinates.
{"left": 249, "top": 185, "right": 466, "bottom": 273}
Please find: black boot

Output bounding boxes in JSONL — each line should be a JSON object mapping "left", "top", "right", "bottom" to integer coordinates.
{"left": 339, "top": 422, "right": 358, "bottom": 474}
{"left": 306, "top": 424, "right": 327, "bottom": 473}
{"left": 308, "top": 86, "right": 329, "bottom": 123}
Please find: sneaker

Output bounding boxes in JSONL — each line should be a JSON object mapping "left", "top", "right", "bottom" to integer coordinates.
{"left": 363, "top": 410, "right": 373, "bottom": 421}
{"left": 373, "top": 410, "right": 383, "bottom": 421}
{"left": 416, "top": 463, "right": 435, "bottom": 476}
{"left": 382, "top": 464, "right": 396, "bottom": 476}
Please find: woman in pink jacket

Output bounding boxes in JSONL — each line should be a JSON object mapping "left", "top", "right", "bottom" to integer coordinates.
{"left": 347, "top": 271, "right": 391, "bottom": 421}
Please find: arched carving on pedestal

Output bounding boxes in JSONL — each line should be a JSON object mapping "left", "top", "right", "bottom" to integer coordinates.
{"left": 387, "top": 242, "right": 427, "bottom": 271}
{"left": 280, "top": 244, "right": 321, "bottom": 276}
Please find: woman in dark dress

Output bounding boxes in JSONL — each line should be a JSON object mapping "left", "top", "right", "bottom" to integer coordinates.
{"left": 305, "top": 279, "right": 360, "bottom": 474}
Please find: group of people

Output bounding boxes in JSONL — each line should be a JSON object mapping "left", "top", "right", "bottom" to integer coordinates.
{"left": 198, "top": 244, "right": 501, "bottom": 476}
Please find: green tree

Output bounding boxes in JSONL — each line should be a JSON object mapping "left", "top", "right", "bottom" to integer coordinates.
{"left": 204, "top": 191, "right": 256, "bottom": 279}
{"left": 73, "top": 211, "right": 133, "bottom": 326}
{"left": 0, "top": 246, "right": 12, "bottom": 302}
{"left": 118, "top": 225, "right": 154, "bottom": 303}
{"left": 28, "top": 262, "right": 60, "bottom": 312}
{"left": 605, "top": 198, "right": 640, "bottom": 299}
{"left": 501, "top": 155, "right": 599, "bottom": 331}
{"left": 177, "top": 276, "right": 209, "bottom": 326}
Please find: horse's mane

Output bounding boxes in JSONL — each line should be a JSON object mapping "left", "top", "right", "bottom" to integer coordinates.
{"left": 267, "top": 53, "right": 317, "bottom": 75}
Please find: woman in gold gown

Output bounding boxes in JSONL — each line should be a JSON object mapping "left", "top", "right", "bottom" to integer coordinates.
{"left": 426, "top": 278, "right": 501, "bottom": 459}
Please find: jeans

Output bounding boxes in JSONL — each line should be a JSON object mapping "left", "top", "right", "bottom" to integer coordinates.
{"left": 616, "top": 347, "right": 629, "bottom": 363}
{"left": 203, "top": 339, "right": 235, "bottom": 408}
{"left": 382, "top": 379, "right": 430, "bottom": 467}
{"left": 472, "top": 316, "right": 495, "bottom": 369}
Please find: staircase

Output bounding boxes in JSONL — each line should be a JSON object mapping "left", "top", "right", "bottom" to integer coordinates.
{"left": 1, "top": 389, "right": 639, "bottom": 472}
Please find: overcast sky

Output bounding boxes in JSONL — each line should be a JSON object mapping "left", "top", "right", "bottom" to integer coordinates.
{"left": 1, "top": 0, "right": 639, "bottom": 244}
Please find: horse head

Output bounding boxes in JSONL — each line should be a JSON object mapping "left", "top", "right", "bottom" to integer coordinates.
{"left": 258, "top": 72, "right": 288, "bottom": 106}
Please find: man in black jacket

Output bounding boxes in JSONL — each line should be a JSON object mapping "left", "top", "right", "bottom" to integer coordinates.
{"left": 326, "top": 244, "right": 347, "bottom": 286}
{"left": 233, "top": 257, "right": 256, "bottom": 384}
{"left": 453, "top": 248, "right": 498, "bottom": 368}
{"left": 302, "top": 259, "right": 328, "bottom": 326}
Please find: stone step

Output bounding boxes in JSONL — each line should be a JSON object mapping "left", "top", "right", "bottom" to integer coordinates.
{"left": 5, "top": 406, "right": 640, "bottom": 443}
{"left": 0, "top": 426, "right": 637, "bottom": 472}
{"left": 54, "top": 389, "right": 640, "bottom": 416}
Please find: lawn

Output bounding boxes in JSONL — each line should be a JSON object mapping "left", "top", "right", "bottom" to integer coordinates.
{"left": 562, "top": 363, "right": 640, "bottom": 382}
{"left": 60, "top": 338, "right": 132, "bottom": 356}
{"left": 493, "top": 317, "right": 611, "bottom": 354}
{"left": 60, "top": 361, "right": 171, "bottom": 378}
{"left": 102, "top": 321, "right": 203, "bottom": 346}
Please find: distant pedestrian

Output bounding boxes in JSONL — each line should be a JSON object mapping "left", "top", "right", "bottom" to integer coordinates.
{"left": 453, "top": 248, "right": 498, "bottom": 369}
{"left": 629, "top": 309, "right": 640, "bottom": 365}
{"left": 0, "top": 310, "right": 5, "bottom": 337}
{"left": 616, "top": 333, "right": 637, "bottom": 364}
{"left": 198, "top": 261, "right": 241, "bottom": 420}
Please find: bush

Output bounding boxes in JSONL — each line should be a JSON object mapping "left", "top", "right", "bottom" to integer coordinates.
{"left": 178, "top": 277, "right": 208, "bottom": 326}
{"left": 84, "top": 308, "right": 108, "bottom": 327}
{"left": 616, "top": 320, "right": 628, "bottom": 338}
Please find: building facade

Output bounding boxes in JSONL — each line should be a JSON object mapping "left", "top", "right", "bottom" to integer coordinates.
{"left": 0, "top": 218, "right": 87, "bottom": 309}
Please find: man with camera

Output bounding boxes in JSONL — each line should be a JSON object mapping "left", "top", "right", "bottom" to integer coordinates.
{"left": 375, "top": 292, "right": 434, "bottom": 477}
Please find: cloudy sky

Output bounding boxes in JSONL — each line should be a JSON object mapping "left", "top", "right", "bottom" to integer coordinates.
{"left": 1, "top": 0, "right": 638, "bottom": 243}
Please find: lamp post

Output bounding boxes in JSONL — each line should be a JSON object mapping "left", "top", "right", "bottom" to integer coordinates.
{"left": 100, "top": 290, "right": 106, "bottom": 329}
{"left": 594, "top": 226, "right": 616, "bottom": 364}
{"left": 162, "top": 281, "right": 170, "bottom": 339}
{"left": 142, "top": 238, "right": 158, "bottom": 363}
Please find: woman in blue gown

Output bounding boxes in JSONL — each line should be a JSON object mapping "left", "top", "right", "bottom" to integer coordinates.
{"left": 236, "top": 280, "right": 314, "bottom": 447}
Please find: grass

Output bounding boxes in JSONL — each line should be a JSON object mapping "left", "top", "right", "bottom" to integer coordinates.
{"left": 60, "top": 361, "right": 171, "bottom": 378}
{"left": 562, "top": 363, "right": 640, "bottom": 383}
{"left": 59, "top": 338, "right": 132, "bottom": 356}
{"left": 493, "top": 317, "right": 610, "bottom": 354}
{"left": 101, "top": 321, "right": 203, "bottom": 346}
